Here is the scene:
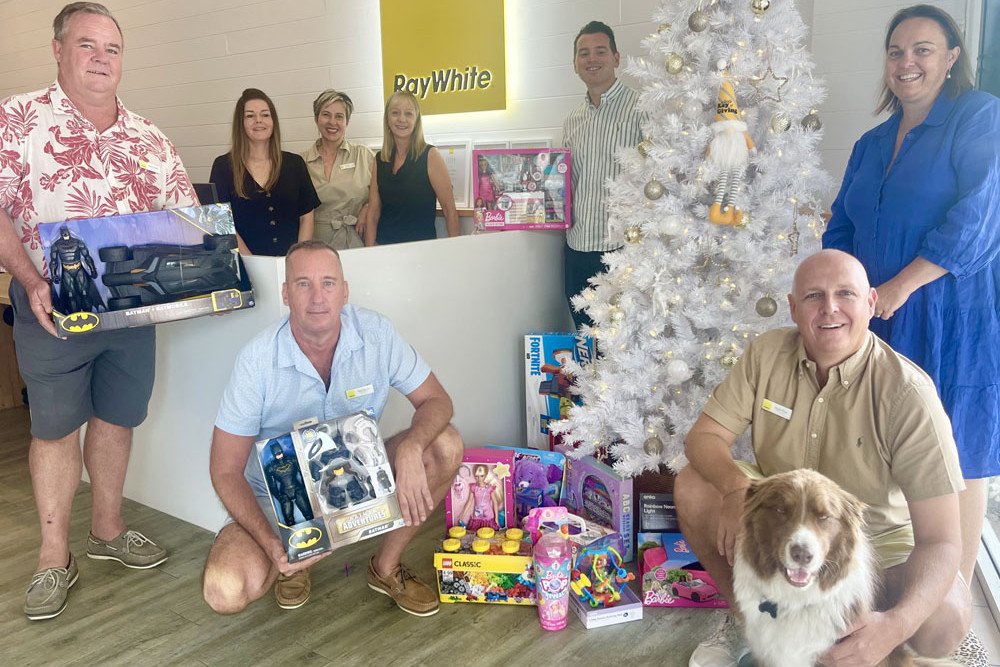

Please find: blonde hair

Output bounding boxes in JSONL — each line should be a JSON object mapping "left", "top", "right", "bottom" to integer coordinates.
{"left": 312, "top": 89, "right": 354, "bottom": 122}
{"left": 379, "top": 90, "right": 428, "bottom": 163}
{"left": 228, "top": 88, "right": 283, "bottom": 199}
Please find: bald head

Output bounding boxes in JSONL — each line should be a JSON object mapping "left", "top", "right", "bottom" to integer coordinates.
{"left": 788, "top": 250, "right": 877, "bottom": 372}
{"left": 792, "top": 250, "right": 870, "bottom": 297}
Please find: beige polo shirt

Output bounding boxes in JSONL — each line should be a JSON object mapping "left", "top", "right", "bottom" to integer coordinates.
{"left": 301, "top": 139, "right": 375, "bottom": 230}
{"left": 703, "top": 327, "right": 964, "bottom": 537}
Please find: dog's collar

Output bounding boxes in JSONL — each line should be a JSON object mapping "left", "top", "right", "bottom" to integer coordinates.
{"left": 758, "top": 599, "right": 778, "bottom": 618}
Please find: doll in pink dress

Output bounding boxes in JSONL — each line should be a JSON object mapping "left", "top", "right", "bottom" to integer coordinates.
{"left": 477, "top": 156, "right": 500, "bottom": 210}
{"left": 463, "top": 464, "right": 501, "bottom": 531}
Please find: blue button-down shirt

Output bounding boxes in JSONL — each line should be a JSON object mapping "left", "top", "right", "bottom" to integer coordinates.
{"left": 215, "top": 304, "right": 430, "bottom": 492}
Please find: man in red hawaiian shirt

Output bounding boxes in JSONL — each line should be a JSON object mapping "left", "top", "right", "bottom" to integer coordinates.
{"left": 0, "top": 2, "right": 197, "bottom": 620}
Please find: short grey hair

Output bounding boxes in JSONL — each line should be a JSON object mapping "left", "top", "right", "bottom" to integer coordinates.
{"left": 53, "top": 2, "right": 123, "bottom": 45}
{"left": 312, "top": 89, "right": 354, "bottom": 122}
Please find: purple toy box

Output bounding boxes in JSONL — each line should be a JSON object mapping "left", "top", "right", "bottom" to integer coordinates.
{"left": 472, "top": 148, "right": 570, "bottom": 231}
{"left": 484, "top": 445, "right": 566, "bottom": 527}
{"left": 445, "top": 448, "right": 515, "bottom": 530}
{"left": 562, "top": 455, "right": 634, "bottom": 562}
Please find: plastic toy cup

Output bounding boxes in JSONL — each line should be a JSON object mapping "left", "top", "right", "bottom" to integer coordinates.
{"left": 533, "top": 531, "right": 571, "bottom": 631}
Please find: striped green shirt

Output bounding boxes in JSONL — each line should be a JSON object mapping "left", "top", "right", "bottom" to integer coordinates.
{"left": 562, "top": 78, "right": 644, "bottom": 252}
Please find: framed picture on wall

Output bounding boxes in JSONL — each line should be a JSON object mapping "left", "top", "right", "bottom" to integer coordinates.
{"left": 472, "top": 148, "right": 571, "bottom": 231}
{"left": 433, "top": 141, "right": 471, "bottom": 208}
{"left": 509, "top": 138, "right": 551, "bottom": 150}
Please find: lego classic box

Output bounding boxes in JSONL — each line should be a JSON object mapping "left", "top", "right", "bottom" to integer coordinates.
{"left": 524, "top": 332, "right": 594, "bottom": 449}
{"left": 255, "top": 412, "right": 404, "bottom": 562}
{"left": 38, "top": 204, "right": 253, "bottom": 336}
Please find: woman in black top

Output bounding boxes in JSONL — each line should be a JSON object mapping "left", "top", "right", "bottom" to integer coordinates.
{"left": 367, "top": 91, "right": 459, "bottom": 245}
{"left": 211, "top": 88, "right": 320, "bottom": 255}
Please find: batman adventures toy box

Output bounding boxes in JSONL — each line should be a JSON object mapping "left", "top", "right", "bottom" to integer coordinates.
{"left": 255, "top": 412, "right": 405, "bottom": 562}
{"left": 524, "top": 332, "right": 594, "bottom": 449}
{"left": 37, "top": 204, "right": 254, "bottom": 336}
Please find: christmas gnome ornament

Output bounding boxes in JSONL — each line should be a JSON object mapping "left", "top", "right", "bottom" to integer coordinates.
{"left": 707, "top": 75, "right": 754, "bottom": 226}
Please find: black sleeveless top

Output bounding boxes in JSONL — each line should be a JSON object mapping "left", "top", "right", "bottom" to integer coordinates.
{"left": 375, "top": 145, "right": 436, "bottom": 245}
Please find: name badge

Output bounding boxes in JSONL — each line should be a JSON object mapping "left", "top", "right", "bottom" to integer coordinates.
{"left": 761, "top": 398, "right": 792, "bottom": 420}
{"left": 346, "top": 384, "right": 374, "bottom": 399}
{"left": 339, "top": 162, "right": 356, "bottom": 170}
{"left": 138, "top": 159, "right": 160, "bottom": 173}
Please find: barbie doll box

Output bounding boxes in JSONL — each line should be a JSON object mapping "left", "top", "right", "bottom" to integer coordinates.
{"left": 255, "top": 412, "right": 405, "bottom": 563}
{"left": 524, "top": 332, "right": 594, "bottom": 449}
{"left": 38, "top": 204, "right": 255, "bottom": 336}
{"left": 472, "top": 148, "right": 571, "bottom": 231}
{"left": 445, "top": 448, "right": 515, "bottom": 530}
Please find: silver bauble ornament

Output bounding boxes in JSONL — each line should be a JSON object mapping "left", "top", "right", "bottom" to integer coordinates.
{"left": 666, "top": 359, "right": 689, "bottom": 382}
{"left": 608, "top": 293, "right": 622, "bottom": 308}
{"left": 643, "top": 436, "right": 664, "bottom": 456}
{"left": 624, "top": 225, "right": 643, "bottom": 243}
{"left": 608, "top": 305, "right": 626, "bottom": 323}
{"left": 771, "top": 113, "right": 791, "bottom": 133}
{"left": 755, "top": 296, "right": 778, "bottom": 317}
{"left": 750, "top": 0, "right": 771, "bottom": 15}
{"left": 666, "top": 53, "right": 684, "bottom": 75}
{"left": 801, "top": 111, "right": 823, "bottom": 131}
{"left": 721, "top": 351, "right": 739, "bottom": 368}
{"left": 688, "top": 10, "right": 709, "bottom": 32}
{"left": 644, "top": 179, "right": 665, "bottom": 200}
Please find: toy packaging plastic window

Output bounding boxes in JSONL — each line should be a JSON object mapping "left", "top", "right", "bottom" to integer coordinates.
{"left": 472, "top": 149, "right": 571, "bottom": 231}
{"left": 445, "top": 448, "right": 515, "bottom": 530}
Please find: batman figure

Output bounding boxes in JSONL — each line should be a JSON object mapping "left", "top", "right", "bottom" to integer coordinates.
{"left": 263, "top": 441, "right": 313, "bottom": 525}
{"left": 50, "top": 226, "right": 105, "bottom": 313}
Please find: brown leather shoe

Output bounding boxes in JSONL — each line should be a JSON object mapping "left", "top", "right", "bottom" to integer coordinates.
{"left": 365, "top": 556, "right": 439, "bottom": 616}
{"left": 275, "top": 568, "right": 311, "bottom": 609}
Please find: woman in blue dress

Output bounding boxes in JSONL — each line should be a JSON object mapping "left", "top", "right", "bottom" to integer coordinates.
{"left": 823, "top": 5, "right": 1000, "bottom": 588}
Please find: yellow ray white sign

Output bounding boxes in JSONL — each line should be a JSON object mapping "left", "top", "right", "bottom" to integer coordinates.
{"left": 380, "top": 0, "right": 506, "bottom": 115}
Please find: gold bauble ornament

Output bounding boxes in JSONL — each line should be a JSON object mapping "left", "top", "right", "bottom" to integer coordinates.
{"left": 624, "top": 225, "right": 643, "bottom": 243}
{"left": 721, "top": 351, "right": 740, "bottom": 368}
{"left": 644, "top": 179, "right": 665, "bottom": 200}
{"left": 666, "top": 53, "right": 684, "bottom": 75}
{"left": 755, "top": 296, "right": 778, "bottom": 317}
{"left": 643, "top": 436, "right": 664, "bottom": 456}
{"left": 608, "top": 305, "right": 626, "bottom": 323}
{"left": 608, "top": 293, "right": 622, "bottom": 308}
{"left": 688, "top": 10, "right": 710, "bottom": 32}
{"left": 638, "top": 138, "right": 653, "bottom": 158}
{"left": 658, "top": 22, "right": 672, "bottom": 33}
{"left": 750, "top": 0, "right": 771, "bottom": 15}
{"left": 771, "top": 113, "right": 791, "bottom": 133}
{"left": 801, "top": 110, "right": 823, "bottom": 131}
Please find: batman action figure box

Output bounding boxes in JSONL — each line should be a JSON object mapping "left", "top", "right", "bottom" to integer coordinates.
{"left": 37, "top": 204, "right": 254, "bottom": 336}
{"left": 255, "top": 412, "right": 406, "bottom": 562}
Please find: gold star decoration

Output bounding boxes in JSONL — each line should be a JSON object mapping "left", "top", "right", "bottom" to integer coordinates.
{"left": 750, "top": 63, "right": 788, "bottom": 103}
{"left": 492, "top": 462, "right": 511, "bottom": 479}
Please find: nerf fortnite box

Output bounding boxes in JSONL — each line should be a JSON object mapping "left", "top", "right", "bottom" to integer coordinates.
{"left": 639, "top": 533, "right": 728, "bottom": 609}
{"left": 472, "top": 148, "right": 570, "bottom": 231}
{"left": 38, "top": 204, "right": 253, "bottom": 336}
{"left": 484, "top": 445, "right": 565, "bottom": 526}
{"left": 255, "top": 412, "right": 404, "bottom": 563}
{"left": 524, "top": 332, "right": 594, "bottom": 449}
{"left": 445, "top": 448, "right": 515, "bottom": 530}
{"left": 562, "top": 455, "right": 634, "bottom": 562}
{"left": 433, "top": 527, "right": 536, "bottom": 605}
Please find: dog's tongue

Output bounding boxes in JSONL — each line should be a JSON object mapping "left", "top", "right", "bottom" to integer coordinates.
{"left": 787, "top": 568, "right": 811, "bottom": 586}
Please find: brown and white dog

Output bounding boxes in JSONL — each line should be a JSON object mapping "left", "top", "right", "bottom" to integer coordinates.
{"left": 733, "top": 469, "right": 958, "bottom": 667}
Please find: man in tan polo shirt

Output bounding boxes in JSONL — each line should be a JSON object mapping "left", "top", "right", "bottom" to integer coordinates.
{"left": 677, "top": 250, "right": 974, "bottom": 667}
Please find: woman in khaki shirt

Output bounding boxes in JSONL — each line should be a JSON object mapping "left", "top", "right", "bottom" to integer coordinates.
{"left": 300, "top": 90, "right": 376, "bottom": 249}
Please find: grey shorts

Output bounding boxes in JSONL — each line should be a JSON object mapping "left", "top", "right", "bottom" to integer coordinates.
{"left": 9, "top": 278, "right": 156, "bottom": 440}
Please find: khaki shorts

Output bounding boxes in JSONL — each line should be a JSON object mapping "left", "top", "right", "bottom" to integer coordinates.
{"left": 734, "top": 460, "right": 914, "bottom": 569}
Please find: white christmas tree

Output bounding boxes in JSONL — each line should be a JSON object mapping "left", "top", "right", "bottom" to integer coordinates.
{"left": 554, "top": 0, "right": 832, "bottom": 476}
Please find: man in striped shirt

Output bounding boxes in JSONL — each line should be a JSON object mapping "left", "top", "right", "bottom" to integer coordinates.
{"left": 562, "top": 20, "right": 644, "bottom": 328}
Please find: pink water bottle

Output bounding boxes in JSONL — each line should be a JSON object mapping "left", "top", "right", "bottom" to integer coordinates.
{"left": 533, "top": 530, "right": 571, "bottom": 631}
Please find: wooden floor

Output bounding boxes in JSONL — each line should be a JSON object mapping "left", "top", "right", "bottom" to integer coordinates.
{"left": 0, "top": 406, "right": 718, "bottom": 667}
